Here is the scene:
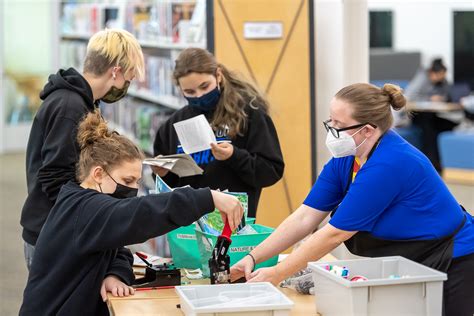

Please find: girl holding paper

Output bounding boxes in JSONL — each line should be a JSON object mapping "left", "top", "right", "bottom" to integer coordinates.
{"left": 153, "top": 48, "right": 284, "bottom": 218}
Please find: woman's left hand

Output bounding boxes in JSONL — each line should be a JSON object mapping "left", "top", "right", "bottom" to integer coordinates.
{"left": 210, "top": 142, "right": 234, "bottom": 161}
{"left": 100, "top": 275, "right": 135, "bottom": 302}
{"left": 247, "top": 267, "right": 282, "bottom": 286}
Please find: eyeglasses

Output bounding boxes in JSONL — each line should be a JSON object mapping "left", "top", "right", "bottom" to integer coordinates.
{"left": 323, "top": 119, "right": 377, "bottom": 139}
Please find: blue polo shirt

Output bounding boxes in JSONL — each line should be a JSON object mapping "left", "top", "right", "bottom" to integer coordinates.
{"left": 304, "top": 129, "right": 474, "bottom": 258}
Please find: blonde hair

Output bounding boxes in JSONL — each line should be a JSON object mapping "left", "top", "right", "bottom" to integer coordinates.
{"left": 173, "top": 48, "right": 269, "bottom": 138}
{"left": 84, "top": 29, "right": 145, "bottom": 81}
{"left": 76, "top": 110, "right": 144, "bottom": 182}
{"left": 335, "top": 83, "right": 406, "bottom": 133}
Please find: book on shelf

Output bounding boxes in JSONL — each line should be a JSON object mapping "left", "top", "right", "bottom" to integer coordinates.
{"left": 171, "top": 2, "right": 196, "bottom": 43}
{"left": 61, "top": 3, "right": 126, "bottom": 36}
{"left": 143, "top": 153, "right": 203, "bottom": 178}
{"left": 131, "top": 5, "right": 151, "bottom": 40}
{"left": 101, "top": 98, "right": 174, "bottom": 155}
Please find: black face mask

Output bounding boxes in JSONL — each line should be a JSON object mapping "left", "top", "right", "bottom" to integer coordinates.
{"left": 101, "top": 171, "right": 138, "bottom": 199}
{"left": 185, "top": 85, "right": 221, "bottom": 112}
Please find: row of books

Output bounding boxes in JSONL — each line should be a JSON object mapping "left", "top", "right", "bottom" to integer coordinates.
{"left": 131, "top": 51, "right": 185, "bottom": 103}
{"left": 100, "top": 98, "right": 174, "bottom": 154}
{"left": 60, "top": 41, "right": 87, "bottom": 71}
{"left": 125, "top": 0, "right": 206, "bottom": 45}
{"left": 61, "top": 0, "right": 206, "bottom": 46}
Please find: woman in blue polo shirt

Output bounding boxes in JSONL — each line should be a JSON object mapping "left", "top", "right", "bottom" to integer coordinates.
{"left": 230, "top": 83, "right": 474, "bottom": 316}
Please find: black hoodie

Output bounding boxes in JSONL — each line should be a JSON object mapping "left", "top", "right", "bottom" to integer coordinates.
{"left": 20, "top": 182, "right": 214, "bottom": 316}
{"left": 20, "top": 68, "right": 96, "bottom": 246}
{"left": 153, "top": 104, "right": 284, "bottom": 217}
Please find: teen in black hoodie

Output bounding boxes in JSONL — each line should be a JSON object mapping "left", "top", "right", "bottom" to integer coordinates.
{"left": 20, "top": 111, "right": 243, "bottom": 316}
{"left": 20, "top": 29, "right": 146, "bottom": 269}
{"left": 153, "top": 48, "right": 284, "bottom": 218}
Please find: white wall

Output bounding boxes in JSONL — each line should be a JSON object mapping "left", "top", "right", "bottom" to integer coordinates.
{"left": 314, "top": 0, "right": 370, "bottom": 260}
{"left": 315, "top": 0, "right": 369, "bottom": 173}
{"left": 368, "top": 0, "right": 474, "bottom": 81}
{"left": 3, "top": 0, "right": 53, "bottom": 74}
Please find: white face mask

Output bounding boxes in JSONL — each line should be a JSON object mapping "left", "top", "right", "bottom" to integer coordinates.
{"left": 325, "top": 126, "right": 367, "bottom": 158}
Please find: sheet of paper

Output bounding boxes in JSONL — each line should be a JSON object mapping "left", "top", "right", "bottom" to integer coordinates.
{"left": 171, "top": 155, "right": 204, "bottom": 177}
{"left": 143, "top": 154, "right": 203, "bottom": 177}
{"left": 173, "top": 114, "right": 216, "bottom": 154}
{"left": 143, "top": 157, "right": 179, "bottom": 170}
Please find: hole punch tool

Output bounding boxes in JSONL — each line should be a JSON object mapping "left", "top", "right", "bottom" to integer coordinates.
{"left": 133, "top": 252, "right": 181, "bottom": 288}
{"left": 209, "top": 220, "right": 233, "bottom": 284}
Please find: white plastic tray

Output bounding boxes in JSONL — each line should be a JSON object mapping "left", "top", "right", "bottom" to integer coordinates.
{"left": 175, "top": 282, "right": 294, "bottom": 316}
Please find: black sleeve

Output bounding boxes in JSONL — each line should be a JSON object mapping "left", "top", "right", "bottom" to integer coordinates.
{"left": 38, "top": 114, "right": 79, "bottom": 202}
{"left": 153, "top": 116, "right": 180, "bottom": 187}
{"left": 105, "top": 247, "right": 135, "bottom": 285}
{"left": 224, "top": 109, "right": 284, "bottom": 188}
{"left": 74, "top": 187, "right": 214, "bottom": 254}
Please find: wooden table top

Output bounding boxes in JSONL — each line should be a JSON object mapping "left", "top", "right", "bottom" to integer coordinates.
{"left": 107, "top": 254, "right": 337, "bottom": 316}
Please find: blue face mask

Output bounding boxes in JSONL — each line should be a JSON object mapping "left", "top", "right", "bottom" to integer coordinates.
{"left": 185, "top": 86, "right": 221, "bottom": 112}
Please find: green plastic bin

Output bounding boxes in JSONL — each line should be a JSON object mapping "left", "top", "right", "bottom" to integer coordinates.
{"left": 168, "top": 218, "right": 256, "bottom": 269}
{"left": 195, "top": 223, "right": 278, "bottom": 277}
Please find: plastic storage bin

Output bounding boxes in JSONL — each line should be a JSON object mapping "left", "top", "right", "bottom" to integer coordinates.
{"left": 175, "top": 282, "right": 294, "bottom": 316}
{"left": 309, "top": 256, "right": 447, "bottom": 316}
{"left": 168, "top": 218, "right": 256, "bottom": 269}
{"left": 195, "top": 224, "right": 278, "bottom": 277}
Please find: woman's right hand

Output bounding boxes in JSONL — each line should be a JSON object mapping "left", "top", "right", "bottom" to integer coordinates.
{"left": 151, "top": 166, "right": 170, "bottom": 177}
{"left": 230, "top": 254, "right": 255, "bottom": 282}
{"left": 210, "top": 190, "right": 244, "bottom": 231}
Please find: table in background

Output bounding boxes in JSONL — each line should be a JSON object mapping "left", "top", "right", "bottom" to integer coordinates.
{"left": 406, "top": 101, "right": 463, "bottom": 113}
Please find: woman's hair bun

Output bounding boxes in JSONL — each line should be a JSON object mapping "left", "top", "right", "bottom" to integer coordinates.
{"left": 77, "top": 110, "right": 110, "bottom": 149}
{"left": 382, "top": 83, "right": 406, "bottom": 111}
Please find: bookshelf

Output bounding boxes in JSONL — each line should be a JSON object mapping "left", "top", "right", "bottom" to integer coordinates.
{"left": 55, "top": 0, "right": 209, "bottom": 156}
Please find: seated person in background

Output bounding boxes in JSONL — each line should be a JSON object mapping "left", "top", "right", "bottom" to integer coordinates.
{"left": 405, "top": 58, "right": 449, "bottom": 102}
{"left": 405, "top": 58, "right": 461, "bottom": 171}
{"left": 19, "top": 111, "right": 243, "bottom": 316}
